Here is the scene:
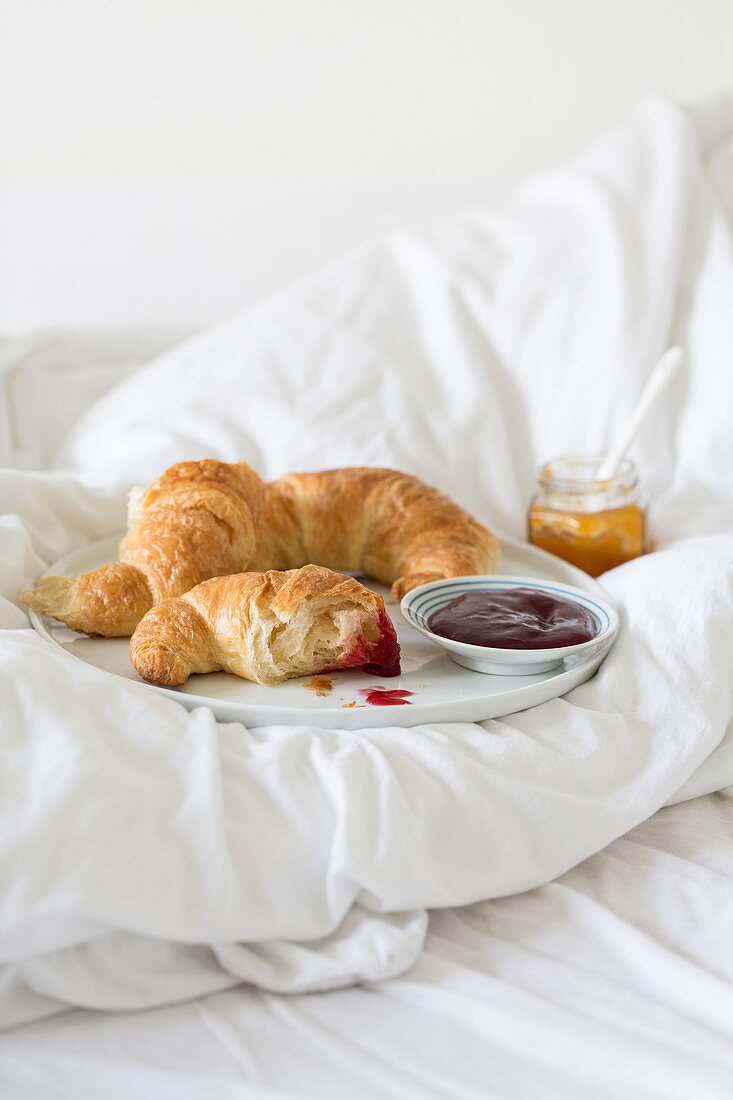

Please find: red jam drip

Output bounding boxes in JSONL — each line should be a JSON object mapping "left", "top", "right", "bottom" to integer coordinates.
{"left": 338, "top": 607, "right": 401, "bottom": 677}
{"left": 358, "top": 687, "right": 414, "bottom": 706}
{"left": 427, "top": 588, "right": 597, "bottom": 650}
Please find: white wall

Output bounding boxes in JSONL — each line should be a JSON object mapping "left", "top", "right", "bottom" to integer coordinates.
{"left": 1, "top": 0, "right": 732, "bottom": 332}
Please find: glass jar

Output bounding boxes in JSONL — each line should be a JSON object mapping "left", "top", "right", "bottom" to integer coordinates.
{"left": 528, "top": 455, "right": 648, "bottom": 577}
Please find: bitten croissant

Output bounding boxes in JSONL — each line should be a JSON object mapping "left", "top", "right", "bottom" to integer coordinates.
{"left": 251, "top": 467, "right": 500, "bottom": 601}
{"left": 21, "top": 459, "right": 265, "bottom": 636}
{"left": 129, "top": 564, "right": 401, "bottom": 686}
{"left": 22, "top": 462, "right": 499, "bottom": 637}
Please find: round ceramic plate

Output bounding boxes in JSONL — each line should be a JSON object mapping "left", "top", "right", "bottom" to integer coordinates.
{"left": 27, "top": 535, "right": 618, "bottom": 729}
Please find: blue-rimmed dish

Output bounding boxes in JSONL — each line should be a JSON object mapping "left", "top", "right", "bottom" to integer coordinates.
{"left": 400, "top": 575, "right": 619, "bottom": 675}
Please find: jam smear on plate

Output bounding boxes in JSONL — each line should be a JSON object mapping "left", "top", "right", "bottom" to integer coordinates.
{"left": 358, "top": 687, "right": 414, "bottom": 706}
{"left": 427, "top": 588, "right": 597, "bottom": 650}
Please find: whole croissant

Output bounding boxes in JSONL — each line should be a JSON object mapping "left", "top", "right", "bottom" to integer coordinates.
{"left": 21, "top": 459, "right": 264, "bottom": 636}
{"left": 252, "top": 467, "right": 500, "bottom": 601}
{"left": 129, "top": 564, "right": 401, "bottom": 686}
{"left": 22, "top": 462, "right": 499, "bottom": 637}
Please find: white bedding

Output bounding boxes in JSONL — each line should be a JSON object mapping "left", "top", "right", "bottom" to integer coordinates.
{"left": 2, "top": 96, "right": 733, "bottom": 1093}
{"left": 3, "top": 793, "right": 733, "bottom": 1098}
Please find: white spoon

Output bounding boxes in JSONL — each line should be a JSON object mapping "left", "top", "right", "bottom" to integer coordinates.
{"left": 596, "top": 346, "right": 684, "bottom": 483}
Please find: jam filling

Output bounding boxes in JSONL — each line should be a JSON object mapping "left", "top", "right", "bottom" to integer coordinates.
{"left": 337, "top": 607, "right": 401, "bottom": 677}
{"left": 427, "top": 587, "right": 597, "bottom": 650}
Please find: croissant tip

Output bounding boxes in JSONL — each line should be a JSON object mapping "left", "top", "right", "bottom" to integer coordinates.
{"left": 391, "top": 573, "right": 443, "bottom": 601}
{"left": 19, "top": 575, "right": 75, "bottom": 615}
{"left": 130, "top": 645, "right": 191, "bottom": 687}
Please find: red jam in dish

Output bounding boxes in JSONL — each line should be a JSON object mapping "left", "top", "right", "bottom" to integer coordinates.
{"left": 338, "top": 607, "right": 401, "bottom": 677}
{"left": 358, "top": 687, "right": 414, "bottom": 706}
{"left": 427, "top": 588, "right": 597, "bottom": 650}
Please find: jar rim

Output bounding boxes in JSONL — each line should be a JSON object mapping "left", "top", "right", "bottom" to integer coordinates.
{"left": 537, "top": 454, "right": 638, "bottom": 493}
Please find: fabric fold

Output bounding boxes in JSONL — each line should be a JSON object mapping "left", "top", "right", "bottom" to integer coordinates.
{"left": 3, "top": 96, "right": 733, "bottom": 1024}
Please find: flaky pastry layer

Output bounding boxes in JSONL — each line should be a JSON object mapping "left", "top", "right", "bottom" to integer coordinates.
{"left": 129, "top": 564, "right": 401, "bottom": 686}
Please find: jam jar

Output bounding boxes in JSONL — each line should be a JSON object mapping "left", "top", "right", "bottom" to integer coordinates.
{"left": 528, "top": 455, "right": 648, "bottom": 577}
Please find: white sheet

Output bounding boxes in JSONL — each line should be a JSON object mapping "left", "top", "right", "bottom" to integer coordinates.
{"left": 0, "top": 328, "right": 184, "bottom": 471}
{"left": 3, "top": 792, "right": 733, "bottom": 1099}
{"left": 2, "top": 95, "right": 733, "bottom": 1046}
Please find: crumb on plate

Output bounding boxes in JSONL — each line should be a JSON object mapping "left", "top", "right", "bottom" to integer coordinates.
{"left": 303, "top": 675, "right": 333, "bottom": 697}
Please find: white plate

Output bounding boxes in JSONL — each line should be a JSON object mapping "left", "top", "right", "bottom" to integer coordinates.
{"left": 27, "top": 535, "right": 617, "bottom": 729}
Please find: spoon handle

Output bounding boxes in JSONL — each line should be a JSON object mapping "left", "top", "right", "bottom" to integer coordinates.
{"left": 596, "top": 347, "right": 684, "bottom": 482}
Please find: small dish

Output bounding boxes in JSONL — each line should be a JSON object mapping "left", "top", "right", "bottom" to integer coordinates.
{"left": 400, "top": 575, "right": 619, "bottom": 675}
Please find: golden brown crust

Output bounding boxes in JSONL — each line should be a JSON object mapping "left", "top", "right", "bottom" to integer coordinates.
{"left": 21, "top": 563, "right": 153, "bottom": 637}
{"left": 130, "top": 564, "right": 401, "bottom": 687}
{"left": 129, "top": 597, "right": 216, "bottom": 686}
{"left": 22, "top": 461, "right": 499, "bottom": 638}
{"left": 119, "top": 458, "right": 265, "bottom": 600}
{"left": 251, "top": 467, "right": 500, "bottom": 599}
{"left": 21, "top": 459, "right": 265, "bottom": 637}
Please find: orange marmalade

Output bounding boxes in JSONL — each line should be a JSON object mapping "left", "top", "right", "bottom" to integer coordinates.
{"left": 528, "top": 456, "right": 647, "bottom": 577}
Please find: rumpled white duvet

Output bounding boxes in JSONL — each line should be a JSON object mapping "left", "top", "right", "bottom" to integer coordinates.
{"left": 2, "top": 96, "right": 733, "bottom": 1038}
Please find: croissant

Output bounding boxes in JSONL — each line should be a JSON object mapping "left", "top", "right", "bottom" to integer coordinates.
{"left": 22, "top": 462, "right": 499, "bottom": 638}
{"left": 129, "top": 564, "right": 401, "bottom": 686}
{"left": 21, "top": 459, "right": 265, "bottom": 636}
{"left": 252, "top": 467, "right": 500, "bottom": 601}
